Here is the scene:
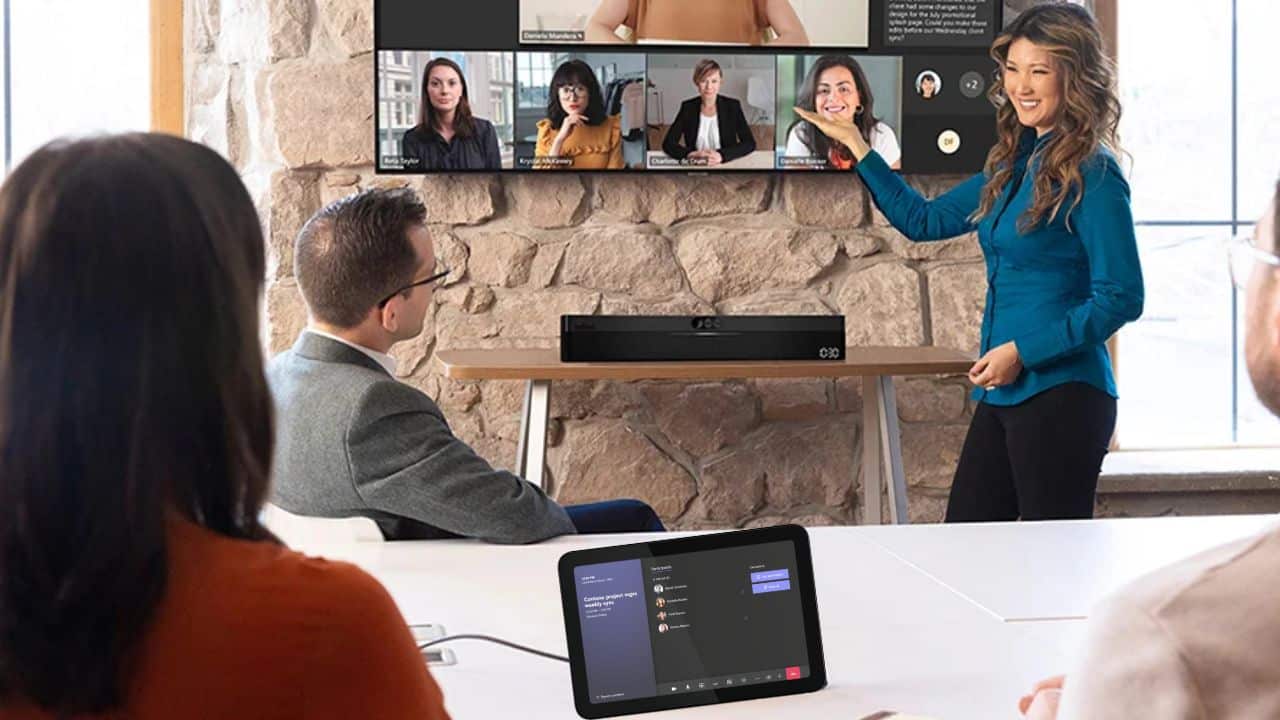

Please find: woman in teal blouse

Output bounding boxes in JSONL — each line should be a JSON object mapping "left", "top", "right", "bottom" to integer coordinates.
{"left": 797, "top": 4, "right": 1143, "bottom": 522}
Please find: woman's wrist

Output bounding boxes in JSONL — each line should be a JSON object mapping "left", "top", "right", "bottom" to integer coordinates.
{"left": 847, "top": 133, "right": 872, "bottom": 162}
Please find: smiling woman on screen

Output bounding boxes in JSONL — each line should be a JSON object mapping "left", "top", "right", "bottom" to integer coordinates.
{"left": 785, "top": 55, "right": 901, "bottom": 170}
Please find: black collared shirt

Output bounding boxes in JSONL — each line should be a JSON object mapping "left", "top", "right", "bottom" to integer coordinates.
{"left": 401, "top": 119, "right": 502, "bottom": 171}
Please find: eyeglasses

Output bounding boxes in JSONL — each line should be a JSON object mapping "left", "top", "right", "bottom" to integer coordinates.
{"left": 556, "top": 84, "right": 589, "bottom": 99}
{"left": 377, "top": 267, "right": 451, "bottom": 308}
{"left": 1226, "top": 233, "right": 1280, "bottom": 290}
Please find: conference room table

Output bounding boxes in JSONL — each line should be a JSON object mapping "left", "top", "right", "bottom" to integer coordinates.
{"left": 437, "top": 346, "right": 974, "bottom": 525}
{"left": 293, "top": 514, "right": 1276, "bottom": 720}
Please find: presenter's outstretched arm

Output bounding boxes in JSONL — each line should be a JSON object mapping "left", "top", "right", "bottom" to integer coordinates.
{"left": 795, "top": 106, "right": 983, "bottom": 242}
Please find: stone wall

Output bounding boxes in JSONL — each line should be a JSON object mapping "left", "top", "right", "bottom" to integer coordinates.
{"left": 187, "top": 0, "right": 986, "bottom": 528}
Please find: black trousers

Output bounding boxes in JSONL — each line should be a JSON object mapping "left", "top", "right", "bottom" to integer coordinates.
{"left": 945, "top": 382, "right": 1117, "bottom": 523}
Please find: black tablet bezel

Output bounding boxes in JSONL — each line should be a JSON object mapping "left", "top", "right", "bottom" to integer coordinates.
{"left": 558, "top": 524, "right": 826, "bottom": 719}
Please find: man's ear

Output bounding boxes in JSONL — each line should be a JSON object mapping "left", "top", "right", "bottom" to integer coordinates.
{"left": 379, "top": 300, "right": 401, "bottom": 334}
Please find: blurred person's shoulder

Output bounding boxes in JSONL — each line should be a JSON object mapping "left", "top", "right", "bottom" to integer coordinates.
{"left": 1117, "top": 523, "right": 1280, "bottom": 615}
{"left": 1068, "top": 524, "right": 1280, "bottom": 717}
{"left": 111, "top": 515, "right": 437, "bottom": 718}
{"left": 1095, "top": 523, "right": 1280, "bottom": 654}
{"left": 163, "top": 514, "right": 401, "bottom": 631}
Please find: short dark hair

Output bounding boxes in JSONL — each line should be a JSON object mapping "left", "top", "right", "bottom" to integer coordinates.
{"left": 0, "top": 134, "right": 273, "bottom": 713}
{"left": 546, "top": 59, "right": 607, "bottom": 129}
{"left": 693, "top": 59, "right": 722, "bottom": 85}
{"left": 294, "top": 187, "right": 427, "bottom": 328}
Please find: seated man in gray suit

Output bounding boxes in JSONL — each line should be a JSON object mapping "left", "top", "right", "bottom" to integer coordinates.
{"left": 268, "top": 187, "right": 663, "bottom": 542}
{"left": 1018, "top": 181, "right": 1280, "bottom": 719}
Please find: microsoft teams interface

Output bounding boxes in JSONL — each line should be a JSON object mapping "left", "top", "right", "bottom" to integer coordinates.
{"left": 573, "top": 541, "right": 808, "bottom": 705}
{"left": 377, "top": 0, "right": 1000, "bottom": 174}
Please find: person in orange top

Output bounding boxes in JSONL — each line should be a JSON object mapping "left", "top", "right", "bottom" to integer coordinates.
{"left": 0, "top": 133, "right": 450, "bottom": 720}
{"left": 585, "top": 0, "right": 809, "bottom": 45}
{"left": 535, "top": 59, "right": 624, "bottom": 170}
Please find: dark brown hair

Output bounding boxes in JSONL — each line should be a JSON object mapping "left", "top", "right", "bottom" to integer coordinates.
{"left": 789, "top": 55, "right": 881, "bottom": 163}
{"left": 417, "top": 57, "right": 476, "bottom": 139}
{"left": 293, "top": 187, "right": 427, "bottom": 328}
{"left": 975, "top": 2, "right": 1123, "bottom": 232}
{"left": 546, "top": 59, "right": 608, "bottom": 129}
{"left": 0, "top": 134, "right": 274, "bottom": 713}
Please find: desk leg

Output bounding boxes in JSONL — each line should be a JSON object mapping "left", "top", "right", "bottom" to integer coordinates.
{"left": 876, "top": 376, "right": 909, "bottom": 525}
{"left": 860, "top": 377, "right": 882, "bottom": 525}
{"left": 861, "top": 376, "right": 910, "bottom": 525}
{"left": 516, "top": 379, "right": 551, "bottom": 490}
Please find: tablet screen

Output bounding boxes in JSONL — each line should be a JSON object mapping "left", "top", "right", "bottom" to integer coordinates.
{"left": 560, "top": 525, "right": 825, "bottom": 718}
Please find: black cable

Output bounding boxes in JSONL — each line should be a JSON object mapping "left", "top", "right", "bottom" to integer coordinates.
{"left": 418, "top": 634, "right": 570, "bottom": 663}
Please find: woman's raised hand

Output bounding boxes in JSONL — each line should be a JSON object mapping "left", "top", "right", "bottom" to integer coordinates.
{"left": 793, "top": 107, "right": 870, "bottom": 160}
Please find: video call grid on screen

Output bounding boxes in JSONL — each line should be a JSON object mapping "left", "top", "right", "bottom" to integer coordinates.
{"left": 376, "top": 0, "right": 1001, "bottom": 175}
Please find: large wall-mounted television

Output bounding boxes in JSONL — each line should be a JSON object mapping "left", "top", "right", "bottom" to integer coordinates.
{"left": 376, "top": 0, "right": 1002, "bottom": 175}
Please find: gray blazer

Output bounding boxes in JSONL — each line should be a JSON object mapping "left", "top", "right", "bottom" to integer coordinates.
{"left": 267, "top": 332, "right": 575, "bottom": 542}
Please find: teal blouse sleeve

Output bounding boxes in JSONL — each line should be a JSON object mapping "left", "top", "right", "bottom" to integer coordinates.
{"left": 1013, "top": 154, "right": 1146, "bottom": 369}
{"left": 855, "top": 149, "right": 985, "bottom": 241}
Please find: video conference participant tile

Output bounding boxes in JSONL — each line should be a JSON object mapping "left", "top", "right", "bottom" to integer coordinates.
{"left": 377, "top": 51, "right": 516, "bottom": 172}
{"left": 776, "top": 54, "right": 904, "bottom": 171}
{"left": 514, "top": 52, "right": 648, "bottom": 171}
{"left": 645, "top": 54, "right": 777, "bottom": 171}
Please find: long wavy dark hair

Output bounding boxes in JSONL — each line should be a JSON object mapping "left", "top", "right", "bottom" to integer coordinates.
{"left": 417, "top": 57, "right": 476, "bottom": 139}
{"left": 0, "top": 134, "right": 275, "bottom": 714}
{"left": 975, "top": 3, "right": 1123, "bottom": 232}
{"left": 545, "top": 59, "right": 607, "bottom": 129}
{"left": 788, "top": 55, "right": 881, "bottom": 162}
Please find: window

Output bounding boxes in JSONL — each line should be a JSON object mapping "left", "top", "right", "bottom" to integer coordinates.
{"left": 518, "top": 52, "right": 559, "bottom": 109}
{"left": 1115, "top": 0, "right": 1280, "bottom": 448}
{"left": 487, "top": 52, "right": 515, "bottom": 147}
{"left": 1, "top": 0, "right": 9, "bottom": 170}
{"left": 5, "top": 0, "right": 150, "bottom": 172}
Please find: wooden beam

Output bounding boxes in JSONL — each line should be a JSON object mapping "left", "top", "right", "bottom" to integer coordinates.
{"left": 1094, "top": 0, "right": 1119, "bottom": 61}
{"left": 1097, "top": 0, "right": 1121, "bottom": 449}
{"left": 150, "top": 0, "right": 184, "bottom": 134}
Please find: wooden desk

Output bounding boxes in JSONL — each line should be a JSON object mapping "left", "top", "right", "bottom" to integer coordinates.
{"left": 437, "top": 347, "right": 973, "bottom": 525}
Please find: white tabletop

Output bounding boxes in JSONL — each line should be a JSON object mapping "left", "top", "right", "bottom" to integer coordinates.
{"left": 857, "top": 514, "right": 1277, "bottom": 622}
{"left": 294, "top": 516, "right": 1273, "bottom": 720}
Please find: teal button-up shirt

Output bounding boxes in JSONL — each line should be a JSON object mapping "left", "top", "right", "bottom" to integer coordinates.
{"left": 855, "top": 128, "right": 1144, "bottom": 406}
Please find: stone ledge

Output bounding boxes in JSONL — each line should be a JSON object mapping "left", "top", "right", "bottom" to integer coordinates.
{"left": 1099, "top": 449, "right": 1280, "bottom": 494}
